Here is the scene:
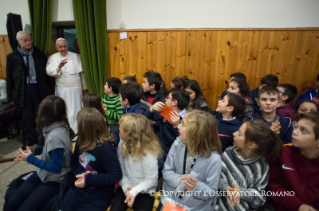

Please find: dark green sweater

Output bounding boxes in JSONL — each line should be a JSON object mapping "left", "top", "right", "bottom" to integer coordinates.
{"left": 101, "top": 94, "right": 124, "bottom": 125}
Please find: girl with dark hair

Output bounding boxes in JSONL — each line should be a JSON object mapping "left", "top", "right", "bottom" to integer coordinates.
{"left": 82, "top": 93, "right": 106, "bottom": 117}
{"left": 292, "top": 99, "right": 318, "bottom": 129}
{"left": 215, "top": 120, "right": 283, "bottom": 211}
{"left": 170, "top": 75, "right": 189, "bottom": 89}
{"left": 4, "top": 95, "right": 74, "bottom": 211}
{"left": 82, "top": 93, "right": 108, "bottom": 128}
{"left": 184, "top": 80, "right": 208, "bottom": 110}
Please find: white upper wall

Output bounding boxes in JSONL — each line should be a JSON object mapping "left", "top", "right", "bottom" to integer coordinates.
{"left": 0, "top": 0, "right": 30, "bottom": 34}
{"left": 107, "top": 0, "right": 319, "bottom": 29}
{"left": 52, "top": 0, "right": 74, "bottom": 22}
{"left": 1, "top": 0, "right": 318, "bottom": 34}
{"left": 0, "top": 0, "right": 74, "bottom": 34}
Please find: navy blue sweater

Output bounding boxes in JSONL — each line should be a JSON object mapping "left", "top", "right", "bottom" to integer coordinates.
{"left": 145, "top": 109, "right": 180, "bottom": 156}
{"left": 26, "top": 147, "right": 64, "bottom": 173}
{"left": 123, "top": 102, "right": 149, "bottom": 115}
{"left": 293, "top": 89, "right": 317, "bottom": 109}
{"left": 249, "top": 87, "right": 260, "bottom": 113}
{"left": 66, "top": 141, "right": 122, "bottom": 208}
{"left": 214, "top": 113, "right": 242, "bottom": 152}
{"left": 252, "top": 112, "right": 293, "bottom": 144}
{"left": 113, "top": 102, "right": 151, "bottom": 146}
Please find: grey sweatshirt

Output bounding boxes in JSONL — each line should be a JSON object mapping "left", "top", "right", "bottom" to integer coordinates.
{"left": 160, "top": 138, "right": 222, "bottom": 211}
{"left": 37, "top": 122, "right": 72, "bottom": 183}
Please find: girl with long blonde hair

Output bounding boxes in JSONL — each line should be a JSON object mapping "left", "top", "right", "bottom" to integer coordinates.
{"left": 110, "top": 113, "right": 162, "bottom": 211}
{"left": 157, "top": 109, "right": 222, "bottom": 211}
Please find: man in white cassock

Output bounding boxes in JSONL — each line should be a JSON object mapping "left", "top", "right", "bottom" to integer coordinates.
{"left": 46, "top": 38, "right": 88, "bottom": 134}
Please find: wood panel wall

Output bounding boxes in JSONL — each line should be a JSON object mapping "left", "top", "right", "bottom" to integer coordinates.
{"left": 0, "top": 35, "right": 12, "bottom": 79}
{"left": 108, "top": 29, "right": 319, "bottom": 110}
{"left": 1, "top": 30, "right": 319, "bottom": 110}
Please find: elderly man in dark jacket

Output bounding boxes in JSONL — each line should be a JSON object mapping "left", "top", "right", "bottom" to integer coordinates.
{"left": 6, "top": 31, "right": 49, "bottom": 149}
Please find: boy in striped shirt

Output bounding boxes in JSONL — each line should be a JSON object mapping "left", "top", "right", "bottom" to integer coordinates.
{"left": 102, "top": 77, "right": 124, "bottom": 132}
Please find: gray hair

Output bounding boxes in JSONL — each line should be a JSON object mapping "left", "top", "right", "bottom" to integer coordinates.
{"left": 56, "top": 38, "right": 68, "bottom": 46}
{"left": 16, "top": 31, "right": 31, "bottom": 40}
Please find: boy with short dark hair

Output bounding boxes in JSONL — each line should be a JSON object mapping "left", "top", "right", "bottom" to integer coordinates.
{"left": 267, "top": 111, "right": 319, "bottom": 211}
{"left": 101, "top": 77, "right": 124, "bottom": 128}
{"left": 119, "top": 82, "right": 149, "bottom": 115}
{"left": 145, "top": 88, "right": 190, "bottom": 167}
{"left": 215, "top": 93, "right": 245, "bottom": 151}
{"left": 220, "top": 72, "right": 247, "bottom": 99}
{"left": 250, "top": 74, "right": 279, "bottom": 113}
{"left": 123, "top": 75, "right": 136, "bottom": 84}
{"left": 277, "top": 83, "right": 298, "bottom": 121}
{"left": 142, "top": 71, "right": 165, "bottom": 104}
{"left": 252, "top": 86, "right": 293, "bottom": 144}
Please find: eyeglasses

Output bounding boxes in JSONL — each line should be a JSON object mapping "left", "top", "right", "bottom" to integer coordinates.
{"left": 277, "top": 89, "right": 285, "bottom": 95}
{"left": 20, "top": 39, "right": 33, "bottom": 43}
{"left": 165, "top": 96, "right": 174, "bottom": 101}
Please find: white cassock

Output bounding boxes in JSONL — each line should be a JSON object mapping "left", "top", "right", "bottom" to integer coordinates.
{"left": 46, "top": 51, "right": 87, "bottom": 134}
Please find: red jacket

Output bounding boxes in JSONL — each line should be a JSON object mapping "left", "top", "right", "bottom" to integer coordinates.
{"left": 276, "top": 103, "right": 296, "bottom": 121}
{"left": 267, "top": 145, "right": 319, "bottom": 211}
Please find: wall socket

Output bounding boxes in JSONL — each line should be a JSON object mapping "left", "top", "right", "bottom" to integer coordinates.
{"left": 120, "top": 22, "right": 125, "bottom": 29}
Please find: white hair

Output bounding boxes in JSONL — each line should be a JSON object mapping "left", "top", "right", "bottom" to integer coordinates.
{"left": 56, "top": 38, "right": 68, "bottom": 46}
{"left": 16, "top": 31, "right": 31, "bottom": 40}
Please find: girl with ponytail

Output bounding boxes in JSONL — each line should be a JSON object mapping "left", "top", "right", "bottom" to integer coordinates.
{"left": 4, "top": 95, "right": 74, "bottom": 211}
{"left": 215, "top": 120, "right": 283, "bottom": 211}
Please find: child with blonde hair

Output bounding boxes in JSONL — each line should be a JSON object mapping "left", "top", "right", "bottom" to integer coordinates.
{"left": 110, "top": 113, "right": 162, "bottom": 211}
{"left": 157, "top": 110, "right": 222, "bottom": 211}
{"left": 61, "top": 108, "right": 122, "bottom": 211}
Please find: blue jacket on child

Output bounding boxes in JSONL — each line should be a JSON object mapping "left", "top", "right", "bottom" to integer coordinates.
{"left": 214, "top": 112, "right": 242, "bottom": 152}
{"left": 249, "top": 87, "right": 260, "bottom": 113}
{"left": 251, "top": 112, "right": 293, "bottom": 144}
{"left": 293, "top": 89, "right": 317, "bottom": 109}
{"left": 123, "top": 102, "right": 149, "bottom": 115}
{"left": 145, "top": 109, "right": 180, "bottom": 156}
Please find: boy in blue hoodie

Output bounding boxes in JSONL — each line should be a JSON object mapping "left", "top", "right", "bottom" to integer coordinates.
{"left": 252, "top": 86, "right": 293, "bottom": 144}
{"left": 119, "top": 82, "right": 149, "bottom": 115}
{"left": 145, "top": 88, "right": 190, "bottom": 168}
{"left": 250, "top": 74, "right": 279, "bottom": 113}
{"left": 215, "top": 93, "right": 245, "bottom": 151}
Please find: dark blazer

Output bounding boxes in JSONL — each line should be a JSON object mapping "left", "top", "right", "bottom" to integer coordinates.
{"left": 6, "top": 46, "right": 49, "bottom": 108}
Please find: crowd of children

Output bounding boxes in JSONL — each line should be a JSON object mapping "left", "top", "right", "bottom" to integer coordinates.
{"left": 4, "top": 71, "right": 319, "bottom": 211}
